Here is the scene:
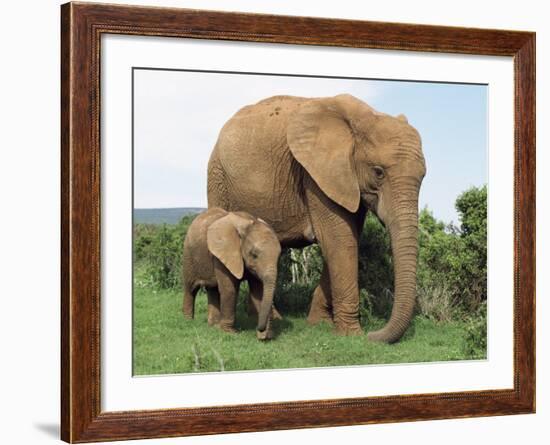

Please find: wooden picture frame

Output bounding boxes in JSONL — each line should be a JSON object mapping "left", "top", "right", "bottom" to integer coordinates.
{"left": 61, "top": 2, "right": 535, "bottom": 442}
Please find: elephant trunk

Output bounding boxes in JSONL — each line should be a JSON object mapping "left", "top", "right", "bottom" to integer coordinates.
{"left": 257, "top": 274, "right": 277, "bottom": 333}
{"left": 368, "top": 196, "right": 419, "bottom": 343}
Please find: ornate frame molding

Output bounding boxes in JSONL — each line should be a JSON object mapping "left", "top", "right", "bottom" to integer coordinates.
{"left": 61, "top": 2, "right": 535, "bottom": 442}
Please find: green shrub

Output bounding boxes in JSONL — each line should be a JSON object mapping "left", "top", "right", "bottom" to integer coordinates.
{"left": 134, "top": 215, "right": 196, "bottom": 289}
{"left": 274, "top": 283, "right": 314, "bottom": 316}
{"left": 147, "top": 224, "right": 183, "bottom": 288}
{"left": 462, "top": 302, "right": 487, "bottom": 359}
{"left": 133, "top": 224, "right": 156, "bottom": 262}
{"left": 358, "top": 214, "right": 394, "bottom": 318}
{"left": 359, "top": 289, "right": 379, "bottom": 327}
{"left": 417, "top": 185, "right": 487, "bottom": 316}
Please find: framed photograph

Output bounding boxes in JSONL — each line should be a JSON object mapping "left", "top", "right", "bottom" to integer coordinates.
{"left": 61, "top": 2, "right": 535, "bottom": 442}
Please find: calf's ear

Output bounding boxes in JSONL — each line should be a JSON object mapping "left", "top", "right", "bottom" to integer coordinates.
{"left": 207, "top": 213, "right": 253, "bottom": 279}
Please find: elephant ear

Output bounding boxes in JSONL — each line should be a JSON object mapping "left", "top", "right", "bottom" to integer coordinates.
{"left": 287, "top": 98, "right": 361, "bottom": 213}
{"left": 207, "top": 213, "right": 253, "bottom": 279}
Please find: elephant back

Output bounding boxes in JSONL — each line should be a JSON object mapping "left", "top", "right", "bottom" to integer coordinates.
{"left": 207, "top": 96, "right": 308, "bottom": 232}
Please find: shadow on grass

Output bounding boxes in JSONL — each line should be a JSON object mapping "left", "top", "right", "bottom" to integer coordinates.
{"left": 234, "top": 307, "right": 294, "bottom": 340}
{"left": 271, "top": 317, "right": 294, "bottom": 338}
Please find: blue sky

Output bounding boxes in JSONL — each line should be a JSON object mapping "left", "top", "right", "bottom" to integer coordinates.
{"left": 134, "top": 69, "right": 487, "bottom": 224}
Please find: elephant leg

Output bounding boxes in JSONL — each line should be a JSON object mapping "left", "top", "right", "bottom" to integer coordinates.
{"left": 213, "top": 259, "right": 240, "bottom": 333}
{"left": 306, "top": 184, "right": 362, "bottom": 335}
{"left": 206, "top": 288, "right": 221, "bottom": 326}
{"left": 307, "top": 261, "right": 333, "bottom": 325}
{"left": 248, "top": 279, "right": 283, "bottom": 320}
{"left": 322, "top": 240, "right": 362, "bottom": 335}
{"left": 182, "top": 283, "right": 198, "bottom": 319}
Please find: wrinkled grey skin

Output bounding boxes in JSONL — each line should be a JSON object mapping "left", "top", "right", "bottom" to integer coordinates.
{"left": 207, "top": 94, "right": 426, "bottom": 343}
{"left": 182, "top": 208, "right": 282, "bottom": 340}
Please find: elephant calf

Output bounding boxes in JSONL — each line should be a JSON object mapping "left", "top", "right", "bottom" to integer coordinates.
{"left": 182, "top": 208, "right": 282, "bottom": 340}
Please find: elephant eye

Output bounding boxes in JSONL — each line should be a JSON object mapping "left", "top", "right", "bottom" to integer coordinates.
{"left": 373, "top": 166, "right": 385, "bottom": 180}
{"left": 250, "top": 250, "right": 259, "bottom": 259}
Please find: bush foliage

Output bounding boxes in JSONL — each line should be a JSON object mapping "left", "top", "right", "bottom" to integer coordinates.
{"left": 417, "top": 185, "right": 487, "bottom": 318}
{"left": 133, "top": 215, "right": 195, "bottom": 289}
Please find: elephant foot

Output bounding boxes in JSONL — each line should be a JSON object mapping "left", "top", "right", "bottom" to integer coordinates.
{"left": 257, "top": 318, "right": 273, "bottom": 341}
{"left": 256, "top": 328, "right": 273, "bottom": 341}
{"left": 182, "top": 310, "right": 194, "bottom": 320}
{"left": 219, "top": 325, "right": 239, "bottom": 334}
{"left": 307, "top": 288, "right": 333, "bottom": 324}
{"left": 271, "top": 306, "right": 283, "bottom": 320}
{"left": 207, "top": 315, "right": 221, "bottom": 326}
{"left": 334, "top": 322, "right": 363, "bottom": 336}
{"left": 307, "top": 308, "right": 334, "bottom": 325}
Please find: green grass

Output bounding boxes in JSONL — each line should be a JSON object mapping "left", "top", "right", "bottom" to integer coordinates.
{"left": 133, "top": 282, "right": 486, "bottom": 375}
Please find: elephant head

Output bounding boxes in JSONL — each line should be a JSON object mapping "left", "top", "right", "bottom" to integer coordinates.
{"left": 287, "top": 94, "right": 426, "bottom": 343}
{"left": 206, "top": 212, "right": 281, "bottom": 338}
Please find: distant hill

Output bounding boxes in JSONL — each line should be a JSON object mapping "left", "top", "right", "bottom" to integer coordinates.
{"left": 134, "top": 207, "right": 205, "bottom": 225}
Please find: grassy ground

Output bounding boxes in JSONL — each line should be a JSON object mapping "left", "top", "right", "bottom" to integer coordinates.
{"left": 133, "top": 283, "right": 485, "bottom": 375}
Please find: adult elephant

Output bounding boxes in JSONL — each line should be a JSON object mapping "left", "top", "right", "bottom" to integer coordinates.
{"left": 207, "top": 94, "right": 426, "bottom": 343}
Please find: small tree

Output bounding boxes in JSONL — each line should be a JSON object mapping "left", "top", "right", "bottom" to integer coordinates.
{"left": 455, "top": 185, "right": 487, "bottom": 309}
{"left": 417, "top": 185, "right": 487, "bottom": 318}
